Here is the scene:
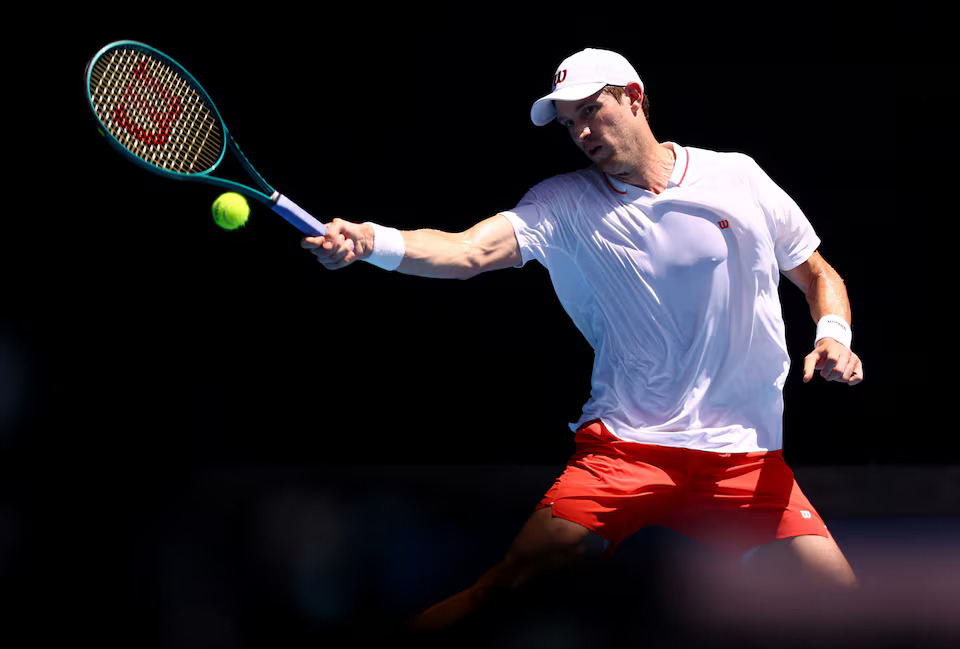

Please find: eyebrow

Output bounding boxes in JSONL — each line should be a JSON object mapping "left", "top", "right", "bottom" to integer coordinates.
{"left": 572, "top": 97, "right": 597, "bottom": 112}
{"left": 556, "top": 98, "right": 598, "bottom": 122}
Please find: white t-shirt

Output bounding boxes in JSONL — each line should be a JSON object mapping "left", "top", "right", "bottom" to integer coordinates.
{"left": 501, "top": 144, "right": 820, "bottom": 453}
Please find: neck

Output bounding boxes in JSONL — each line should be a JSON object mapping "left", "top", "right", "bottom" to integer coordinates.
{"left": 610, "top": 142, "right": 676, "bottom": 194}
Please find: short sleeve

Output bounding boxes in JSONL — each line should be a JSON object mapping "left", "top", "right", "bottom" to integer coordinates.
{"left": 499, "top": 182, "right": 564, "bottom": 269}
{"left": 748, "top": 159, "right": 821, "bottom": 271}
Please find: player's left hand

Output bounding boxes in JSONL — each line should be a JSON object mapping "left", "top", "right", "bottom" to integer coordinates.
{"left": 803, "top": 339, "right": 863, "bottom": 385}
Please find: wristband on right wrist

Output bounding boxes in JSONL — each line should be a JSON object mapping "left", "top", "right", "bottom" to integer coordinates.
{"left": 362, "top": 222, "right": 405, "bottom": 271}
{"left": 815, "top": 314, "right": 852, "bottom": 349}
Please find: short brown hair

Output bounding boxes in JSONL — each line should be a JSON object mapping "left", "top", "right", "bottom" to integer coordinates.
{"left": 603, "top": 85, "right": 650, "bottom": 120}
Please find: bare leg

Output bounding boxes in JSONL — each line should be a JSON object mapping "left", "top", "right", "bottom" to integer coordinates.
{"left": 744, "top": 533, "right": 858, "bottom": 588}
{"left": 675, "top": 534, "right": 860, "bottom": 647}
{"left": 409, "top": 506, "right": 603, "bottom": 632}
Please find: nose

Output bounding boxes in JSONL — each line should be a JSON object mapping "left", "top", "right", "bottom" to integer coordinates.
{"left": 578, "top": 125, "right": 591, "bottom": 141}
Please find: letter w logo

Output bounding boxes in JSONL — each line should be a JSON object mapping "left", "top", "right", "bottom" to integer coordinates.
{"left": 553, "top": 69, "right": 567, "bottom": 87}
{"left": 717, "top": 220, "right": 730, "bottom": 229}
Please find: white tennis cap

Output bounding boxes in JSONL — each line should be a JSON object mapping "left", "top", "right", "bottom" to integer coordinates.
{"left": 530, "top": 48, "right": 643, "bottom": 126}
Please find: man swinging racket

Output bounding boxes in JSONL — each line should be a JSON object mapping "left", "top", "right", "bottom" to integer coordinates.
{"left": 303, "top": 48, "right": 862, "bottom": 632}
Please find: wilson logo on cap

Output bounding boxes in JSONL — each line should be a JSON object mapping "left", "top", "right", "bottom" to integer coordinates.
{"left": 553, "top": 69, "right": 567, "bottom": 88}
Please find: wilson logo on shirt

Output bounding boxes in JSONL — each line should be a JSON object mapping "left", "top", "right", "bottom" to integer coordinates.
{"left": 717, "top": 220, "right": 730, "bottom": 229}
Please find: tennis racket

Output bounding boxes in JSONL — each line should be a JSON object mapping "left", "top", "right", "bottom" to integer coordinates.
{"left": 84, "top": 40, "right": 327, "bottom": 236}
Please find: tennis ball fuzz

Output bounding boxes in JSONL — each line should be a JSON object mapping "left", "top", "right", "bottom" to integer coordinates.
{"left": 212, "top": 192, "right": 250, "bottom": 230}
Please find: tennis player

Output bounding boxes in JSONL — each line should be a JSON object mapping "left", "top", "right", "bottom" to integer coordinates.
{"left": 303, "top": 48, "right": 862, "bottom": 632}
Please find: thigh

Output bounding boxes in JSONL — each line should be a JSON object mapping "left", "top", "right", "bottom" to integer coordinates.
{"left": 507, "top": 505, "right": 606, "bottom": 567}
{"left": 470, "top": 506, "right": 604, "bottom": 596}
{"left": 745, "top": 533, "right": 858, "bottom": 588}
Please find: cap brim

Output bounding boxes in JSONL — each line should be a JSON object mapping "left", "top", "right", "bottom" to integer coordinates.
{"left": 530, "top": 81, "right": 607, "bottom": 126}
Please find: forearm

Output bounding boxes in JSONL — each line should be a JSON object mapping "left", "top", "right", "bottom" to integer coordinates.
{"left": 307, "top": 215, "right": 521, "bottom": 277}
{"left": 790, "top": 253, "right": 862, "bottom": 384}
{"left": 336, "top": 222, "right": 478, "bottom": 278}
{"left": 379, "top": 215, "right": 520, "bottom": 279}
{"left": 396, "top": 228, "right": 484, "bottom": 279}
{"left": 804, "top": 262, "right": 851, "bottom": 325}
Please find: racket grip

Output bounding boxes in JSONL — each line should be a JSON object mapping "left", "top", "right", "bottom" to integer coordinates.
{"left": 271, "top": 193, "right": 328, "bottom": 236}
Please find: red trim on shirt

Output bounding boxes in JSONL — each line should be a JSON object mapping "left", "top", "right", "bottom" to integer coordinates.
{"left": 602, "top": 172, "right": 627, "bottom": 195}
{"left": 677, "top": 148, "right": 690, "bottom": 186}
{"left": 603, "top": 148, "right": 689, "bottom": 194}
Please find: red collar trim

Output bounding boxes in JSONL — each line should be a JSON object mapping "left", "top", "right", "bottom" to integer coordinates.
{"left": 602, "top": 172, "right": 627, "bottom": 195}
{"left": 601, "top": 146, "right": 689, "bottom": 196}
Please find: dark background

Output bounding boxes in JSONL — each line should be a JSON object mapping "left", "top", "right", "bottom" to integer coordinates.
{"left": 2, "top": 4, "right": 955, "bottom": 647}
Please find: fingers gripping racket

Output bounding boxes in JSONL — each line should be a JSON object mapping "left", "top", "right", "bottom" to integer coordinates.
{"left": 84, "top": 41, "right": 327, "bottom": 236}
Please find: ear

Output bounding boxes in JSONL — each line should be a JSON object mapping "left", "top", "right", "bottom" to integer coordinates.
{"left": 625, "top": 82, "right": 644, "bottom": 116}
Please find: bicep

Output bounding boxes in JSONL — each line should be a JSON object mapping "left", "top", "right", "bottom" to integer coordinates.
{"left": 461, "top": 213, "right": 523, "bottom": 275}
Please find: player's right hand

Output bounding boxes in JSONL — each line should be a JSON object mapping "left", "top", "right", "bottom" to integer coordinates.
{"left": 301, "top": 218, "right": 373, "bottom": 270}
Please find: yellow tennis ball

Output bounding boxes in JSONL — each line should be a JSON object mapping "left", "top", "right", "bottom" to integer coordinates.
{"left": 211, "top": 192, "right": 250, "bottom": 230}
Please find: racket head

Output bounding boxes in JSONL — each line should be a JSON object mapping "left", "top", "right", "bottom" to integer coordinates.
{"left": 85, "top": 41, "right": 264, "bottom": 197}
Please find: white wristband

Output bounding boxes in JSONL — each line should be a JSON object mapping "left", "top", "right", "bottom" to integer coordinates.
{"left": 815, "top": 315, "right": 852, "bottom": 349}
{"left": 362, "top": 222, "right": 405, "bottom": 271}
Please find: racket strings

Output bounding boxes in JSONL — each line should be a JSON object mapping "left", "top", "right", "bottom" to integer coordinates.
{"left": 89, "top": 48, "right": 223, "bottom": 174}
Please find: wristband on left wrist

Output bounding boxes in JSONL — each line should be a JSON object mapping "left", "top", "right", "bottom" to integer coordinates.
{"left": 815, "top": 314, "right": 852, "bottom": 349}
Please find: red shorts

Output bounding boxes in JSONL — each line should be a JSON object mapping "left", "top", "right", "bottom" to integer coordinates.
{"left": 538, "top": 421, "right": 830, "bottom": 556}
